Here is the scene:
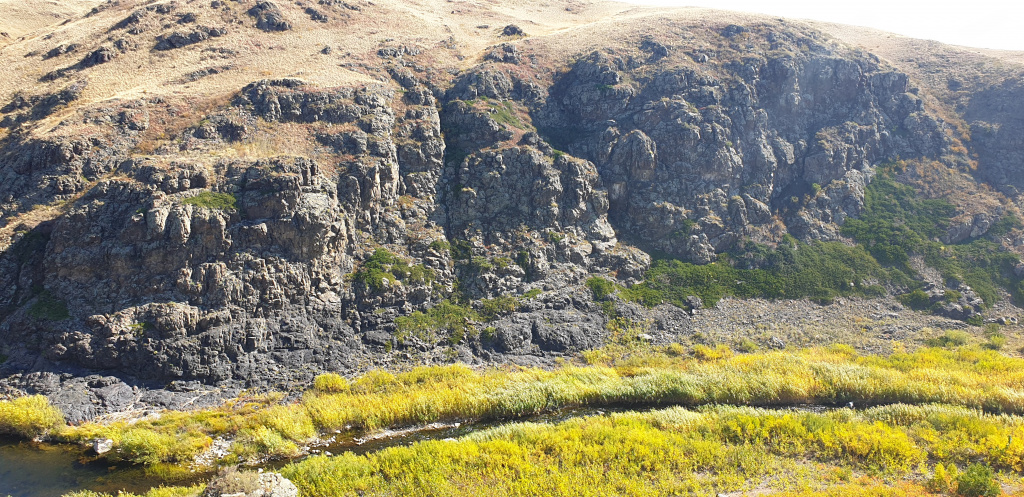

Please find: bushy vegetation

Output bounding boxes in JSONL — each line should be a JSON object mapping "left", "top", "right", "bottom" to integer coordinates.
{"left": 394, "top": 292, "right": 535, "bottom": 344}
{"left": 181, "top": 191, "right": 236, "bottom": 210}
{"left": 841, "top": 173, "right": 954, "bottom": 269}
{"left": 622, "top": 167, "right": 1022, "bottom": 315}
{"left": 586, "top": 276, "right": 619, "bottom": 316}
{"left": 0, "top": 394, "right": 65, "bottom": 437}
{"left": 352, "top": 248, "right": 435, "bottom": 293}
{"left": 843, "top": 170, "right": 1023, "bottom": 307}
{"left": 280, "top": 406, "right": 914, "bottom": 496}
{"left": 623, "top": 239, "right": 889, "bottom": 309}
{"left": 29, "top": 290, "right": 70, "bottom": 320}
{"left": 924, "top": 330, "right": 970, "bottom": 348}
{"left": 924, "top": 240, "right": 1022, "bottom": 307}
{"left": 279, "top": 399, "right": 1024, "bottom": 497}
{"left": 61, "top": 397, "right": 1024, "bottom": 496}
{"left": 394, "top": 300, "right": 479, "bottom": 345}
{"left": 586, "top": 276, "right": 617, "bottom": 301}
{"left": 64, "top": 486, "right": 204, "bottom": 497}
{"left": 956, "top": 464, "right": 1001, "bottom": 497}
{"left": 479, "top": 295, "right": 521, "bottom": 321}
{"left": 313, "top": 372, "right": 350, "bottom": 393}
{"left": 487, "top": 100, "right": 532, "bottom": 131}
{"left": 15, "top": 344, "right": 1024, "bottom": 471}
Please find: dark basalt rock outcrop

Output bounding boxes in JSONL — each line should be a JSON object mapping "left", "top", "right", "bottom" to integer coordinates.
{"left": 963, "top": 77, "right": 1024, "bottom": 194}
{"left": 0, "top": 16, "right": 1018, "bottom": 420}
{"left": 155, "top": 26, "right": 228, "bottom": 50}
{"left": 529, "top": 41, "right": 951, "bottom": 259}
{"left": 248, "top": 2, "right": 292, "bottom": 32}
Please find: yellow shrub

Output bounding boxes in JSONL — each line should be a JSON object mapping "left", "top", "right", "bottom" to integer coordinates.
{"left": 256, "top": 404, "right": 315, "bottom": 442}
{"left": 0, "top": 395, "right": 64, "bottom": 437}
{"left": 313, "top": 373, "right": 350, "bottom": 393}
{"left": 692, "top": 344, "right": 733, "bottom": 361}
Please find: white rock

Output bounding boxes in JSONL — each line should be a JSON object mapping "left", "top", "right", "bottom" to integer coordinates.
{"left": 92, "top": 438, "right": 114, "bottom": 455}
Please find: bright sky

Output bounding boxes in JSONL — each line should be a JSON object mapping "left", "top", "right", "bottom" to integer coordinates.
{"left": 617, "top": 0, "right": 1024, "bottom": 51}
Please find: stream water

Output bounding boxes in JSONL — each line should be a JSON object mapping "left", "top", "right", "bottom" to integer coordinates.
{"left": 0, "top": 405, "right": 835, "bottom": 496}
{"left": 0, "top": 436, "right": 205, "bottom": 497}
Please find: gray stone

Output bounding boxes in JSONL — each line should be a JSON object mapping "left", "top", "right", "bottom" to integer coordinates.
{"left": 248, "top": 2, "right": 292, "bottom": 31}
{"left": 92, "top": 438, "right": 113, "bottom": 454}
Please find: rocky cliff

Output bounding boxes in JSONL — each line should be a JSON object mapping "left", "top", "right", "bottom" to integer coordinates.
{"left": 0, "top": 0, "right": 1021, "bottom": 420}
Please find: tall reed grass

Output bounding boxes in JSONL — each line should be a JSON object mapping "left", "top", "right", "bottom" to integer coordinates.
{"left": 23, "top": 345, "right": 1024, "bottom": 468}
{"left": 280, "top": 404, "right": 1024, "bottom": 497}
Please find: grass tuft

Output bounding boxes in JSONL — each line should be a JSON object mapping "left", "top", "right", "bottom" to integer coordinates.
{"left": 181, "top": 191, "right": 236, "bottom": 210}
{"left": 29, "top": 290, "right": 70, "bottom": 321}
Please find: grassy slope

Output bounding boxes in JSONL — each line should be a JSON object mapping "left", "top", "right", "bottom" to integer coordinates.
{"left": 612, "top": 166, "right": 1023, "bottom": 317}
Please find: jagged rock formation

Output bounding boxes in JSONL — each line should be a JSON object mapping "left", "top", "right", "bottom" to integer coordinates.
{"left": 0, "top": 0, "right": 1021, "bottom": 418}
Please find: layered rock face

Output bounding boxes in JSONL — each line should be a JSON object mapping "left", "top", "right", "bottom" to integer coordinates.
{"left": 1, "top": 81, "right": 408, "bottom": 386}
{"left": 966, "top": 78, "right": 1024, "bottom": 193}
{"left": 0, "top": 5, "right": 1014, "bottom": 416}
{"left": 531, "top": 32, "right": 952, "bottom": 260}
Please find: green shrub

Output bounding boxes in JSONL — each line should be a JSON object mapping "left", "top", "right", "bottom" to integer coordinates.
{"left": 899, "top": 289, "right": 931, "bottom": 310}
{"left": 598, "top": 300, "right": 617, "bottom": 318}
{"left": 925, "top": 330, "right": 970, "bottom": 348}
{"left": 480, "top": 296, "right": 520, "bottom": 321}
{"left": 182, "top": 191, "right": 236, "bottom": 210}
{"left": 468, "top": 256, "right": 493, "bottom": 273}
{"left": 984, "top": 332, "right": 1006, "bottom": 351}
{"left": 843, "top": 168, "right": 1022, "bottom": 310}
{"left": 522, "top": 288, "right": 542, "bottom": 299}
{"left": 29, "top": 290, "right": 70, "bottom": 320}
{"left": 487, "top": 100, "right": 531, "bottom": 130}
{"left": 451, "top": 239, "right": 473, "bottom": 261}
{"left": 352, "top": 248, "right": 433, "bottom": 292}
{"left": 546, "top": 231, "right": 565, "bottom": 243}
{"left": 736, "top": 338, "right": 759, "bottom": 353}
{"left": 394, "top": 300, "right": 479, "bottom": 345}
{"left": 622, "top": 239, "right": 889, "bottom": 310}
{"left": 956, "top": 464, "right": 1000, "bottom": 497}
{"left": 586, "top": 277, "right": 617, "bottom": 301}
{"left": 429, "top": 239, "right": 451, "bottom": 254}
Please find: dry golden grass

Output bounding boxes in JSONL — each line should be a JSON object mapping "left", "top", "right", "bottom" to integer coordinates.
{"left": 0, "top": 0, "right": 103, "bottom": 45}
{"left": 19, "top": 345, "right": 1024, "bottom": 469}
{"left": 0, "top": 394, "right": 65, "bottom": 437}
{"left": 0, "top": 0, "right": 862, "bottom": 124}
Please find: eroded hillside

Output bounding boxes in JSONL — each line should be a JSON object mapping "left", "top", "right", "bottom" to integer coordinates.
{"left": 1, "top": 0, "right": 1023, "bottom": 420}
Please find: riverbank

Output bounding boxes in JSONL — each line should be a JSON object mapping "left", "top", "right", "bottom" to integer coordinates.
{"left": 3, "top": 343, "right": 1024, "bottom": 496}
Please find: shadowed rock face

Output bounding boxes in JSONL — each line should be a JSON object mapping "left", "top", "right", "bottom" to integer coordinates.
{"left": 965, "top": 78, "right": 1024, "bottom": 193}
{"left": 530, "top": 45, "right": 946, "bottom": 260}
{"left": 0, "top": 11, "right": 1017, "bottom": 418}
